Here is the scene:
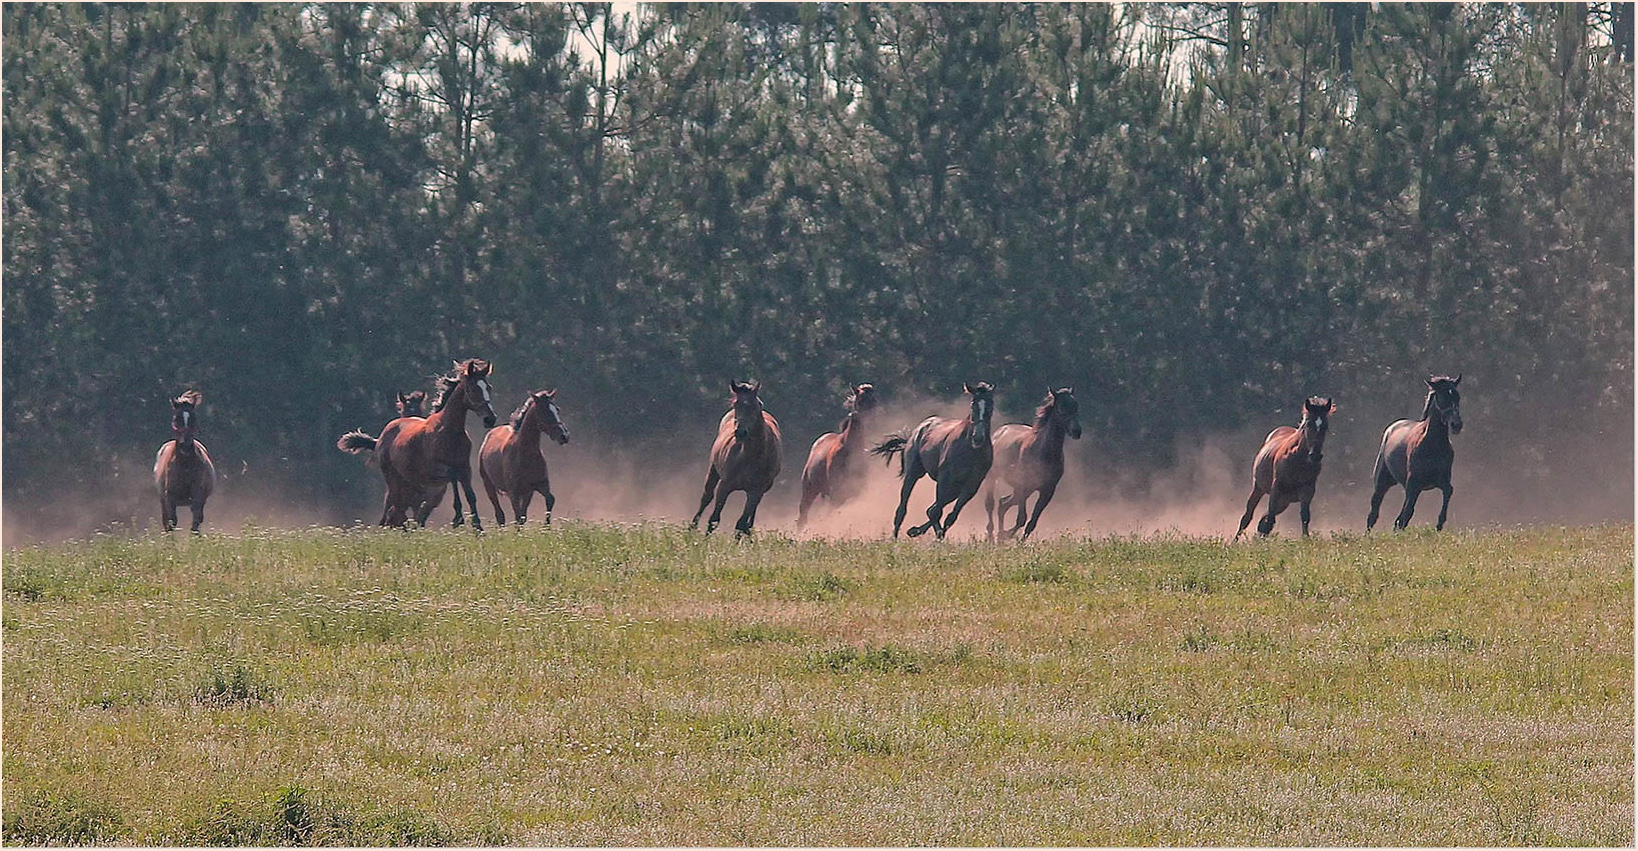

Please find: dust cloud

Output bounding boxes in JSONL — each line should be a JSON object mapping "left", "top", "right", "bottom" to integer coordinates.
{"left": 4, "top": 388, "right": 1630, "bottom": 547}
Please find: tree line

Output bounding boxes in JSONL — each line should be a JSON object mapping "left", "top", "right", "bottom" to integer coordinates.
{"left": 3, "top": 3, "right": 1632, "bottom": 527}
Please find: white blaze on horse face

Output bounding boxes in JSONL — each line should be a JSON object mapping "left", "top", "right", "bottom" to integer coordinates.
{"left": 548, "top": 403, "right": 561, "bottom": 423}
{"left": 477, "top": 380, "right": 492, "bottom": 404}
{"left": 180, "top": 411, "right": 191, "bottom": 429}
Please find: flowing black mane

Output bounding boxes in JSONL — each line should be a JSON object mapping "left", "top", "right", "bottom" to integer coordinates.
{"left": 509, "top": 395, "right": 534, "bottom": 430}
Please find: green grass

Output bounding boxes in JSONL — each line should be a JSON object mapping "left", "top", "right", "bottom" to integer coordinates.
{"left": 2, "top": 523, "right": 1632, "bottom": 845}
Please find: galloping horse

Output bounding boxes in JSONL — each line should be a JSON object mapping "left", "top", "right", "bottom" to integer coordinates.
{"left": 871, "top": 382, "right": 995, "bottom": 539}
{"left": 1367, "top": 375, "right": 1463, "bottom": 531}
{"left": 154, "top": 390, "right": 216, "bottom": 532}
{"left": 395, "top": 390, "right": 427, "bottom": 418}
{"left": 691, "top": 380, "right": 783, "bottom": 538}
{"left": 479, "top": 389, "right": 571, "bottom": 527}
{"left": 984, "top": 387, "right": 1081, "bottom": 542}
{"left": 1234, "top": 395, "right": 1336, "bottom": 539}
{"left": 338, "top": 359, "right": 498, "bottom": 529}
{"left": 796, "top": 383, "right": 879, "bottom": 530}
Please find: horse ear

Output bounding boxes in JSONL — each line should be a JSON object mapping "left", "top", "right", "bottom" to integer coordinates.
{"left": 1328, "top": 399, "right": 1338, "bottom": 413}
{"left": 1425, "top": 376, "right": 1437, "bottom": 388}
{"left": 963, "top": 383, "right": 974, "bottom": 394}
{"left": 546, "top": 388, "right": 557, "bottom": 398}
{"left": 750, "top": 380, "right": 761, "bottom": 393}
{"left": 1453, "top": 373, "right": 1462, "bottom": 386}
{"left": 454, "top": 359, "right": 465, "bottom": 373}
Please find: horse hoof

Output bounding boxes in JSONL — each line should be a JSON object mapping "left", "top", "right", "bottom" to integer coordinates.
{"left": 906, "top": 526, "right": 926, "bottom": 538}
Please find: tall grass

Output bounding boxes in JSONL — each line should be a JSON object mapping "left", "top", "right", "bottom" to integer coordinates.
{"left": 3, "top": 523, "right": 1632, "bottom": 845}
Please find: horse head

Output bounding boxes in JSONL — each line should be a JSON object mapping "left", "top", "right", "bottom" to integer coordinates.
{"left": 396, "top": 390, "right": 427, "bottom": 418}
{"left": 1302, "top": 395, "right": 1336, "bottom": 462}
{"left": 730, "top": 380, "right": 765, "bottom": 441}
{"left": 526, "top": 389, "right": 570, "bottom": 445}
{"left": 847, "top": 383, "right": 879, "bottom": 415}
{"left": 964, "top": 382, "right": 995, "bottom": 448}
{"left": 171, "top": 390, "right": 202, "bottom": 450}
{"left": 1424, "top": 374, "right": 1462, "bottom": 434}
{"left": 455, "top": 359, "right": 499, "bottom": 428}
{"left": 1043, "top": 386, "right": 1082, "bottom": 440}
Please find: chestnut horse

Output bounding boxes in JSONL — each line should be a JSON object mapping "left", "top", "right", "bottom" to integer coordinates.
{"left": 796, "top": 383, "right": 879, "bottom": 530}
{"left": 338, "top": 359, "right": 498, "bottom": 529}
{"left": 479, "top": 389, "right": 571, "bottom": 526}
{"left": 1234, "top": 396, "right": 1336, "bottom": 539}
{"left": 984, "top": 387, "right": 1082, "bottom": 542}
{"left": 154, "top": 390, "right": 216, "bottom": 532}
{"left": 870, "top": 382, "right": 995, "bottom": 539}
{"left": 1367, "top": 375, "right": 1463, "bottom": 531}
{"left": 691, "top": 380, "right": 782, "bottom": 538}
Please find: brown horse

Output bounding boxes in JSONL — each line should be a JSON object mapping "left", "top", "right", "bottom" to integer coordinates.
{"left": 870, "top": 382, "right": 995, "bottom": 539}
{"left": 796, "top": 383, "right": 879, "bottom": 530}
{"left": 338, "top": 359, "right": 499, "bottom": 529}
{"left": 984, "top": 387, "right": 1082, "bottom": 542}
{"left": 395, "top": 390, "right": 427, "bottom": 418}
{"left": 479, "top": 389, "right": 571, "bottom": 527}
{"left": 1367, "top": 375, "right": 1463, "bottom": 531}
{"left": 154, "top": 390, "right": 216, "bottom": 532}
{"left": 691, "top": 380, "right": 783, "bottom": 538}
{"left": 1234, "top": 396, "right": 1336, "bottom": 539}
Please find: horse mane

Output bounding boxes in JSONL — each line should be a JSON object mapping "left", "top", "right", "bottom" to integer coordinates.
{"left": 175, "top": 389, "right": 202, "bottom": 408}
{"left": 430, "top": 374, "right": 459, "bottom": 413}
{"left": 509, "top": 395, "right": 535, "bottom": 429}
{"left": 1034, "top": 391, "right": 1057, "bottom": 427}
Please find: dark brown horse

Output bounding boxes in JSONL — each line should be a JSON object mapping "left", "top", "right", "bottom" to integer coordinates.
{"left": 1367, "top": 375, "right": 1463, "bottom": 531}
{"left": 1234, "top": 396, "right": 1336, "bottom": 539}
{"left": 691, "top": 380, "right": 783, "bottom": 538}
{"left": 984, "top": 387, "right": 1081, "bottom": 542}
{"left": 871, "top": 382, "right": 995, "bottom": 540}
{"left": 796, "top": 383, "right": 879, "bottom": 530}
{"left": 479, "top": 389, "right": 571, "bottom": 527}
{"left": 395, "top": 390, "right": 427, "bottom": 418}
{"left": 338, "top": 359, "right": 499, "bottom": 529}
{"left": 154, "top": 390, "right": 216, "bottom": 532}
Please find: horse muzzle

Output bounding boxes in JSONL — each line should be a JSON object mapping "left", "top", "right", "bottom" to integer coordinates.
{"left": 1448, "top": 418, "right": 1463, "bottom": 435}
{"left": 554, "top": 430, "right": 571, "bottom": 445}
{"left": 1069, "top": 422, "right": 1083, "bottom": 440}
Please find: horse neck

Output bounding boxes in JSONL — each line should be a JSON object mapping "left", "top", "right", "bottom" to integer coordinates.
{"left": 428, "top": 385, "right": 470, "bottom": 432}
{"left": 1293, "top": 420, "right": 1323, "bottom": 454}
{"left": 514, "top": 408, "right": 546, "bottom": 444}
{"left": 1419, "top": 396, "right": 1452, "bottom": 443}
{"left": 1028, "top": 411, "right": 1068, "bottom": 455}
{"left": 838, "top": 410, "right": 869, "bottom": 450}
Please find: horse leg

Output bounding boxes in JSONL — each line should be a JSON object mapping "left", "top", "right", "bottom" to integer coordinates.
{"left": 937, "top": 480, "right": 986, "bottom": 540}
{"left": 796, "top": 479, "right": 819, "bottom": 531}
{"left": 161, "top": 495, "right": 177, "bottom": 532}
{"left": 913, "top": 477, "right": 961, "bottom": 539}
{"left": 892, "top": 457, "right": 925, "bottom": 539}
{"left": 1258, "top": 491, "right": 1292, "bottom": 536}
{"left": 983, "top": 479, "right": 997, "bottom": 542}
{"left": 1435, "top": 481, "right": 1454, "bottom": 531}
{"left": 1365, "top": 461, "right": 1394, "bottom": 530}
{"left": 532, "top": 484, "right": 555, "bottom": 526}
{"left": 1020, "top": 483, "right": 1058, "bottom": 541}
{"left": 735, "top": 488, "right": 765, "bottom": 540}
{"left": 1234, "top": 488, "right": 1266, "bottom": 540}
{"left": 480, "top": 464, "right": 506, "bottom": 526}
{"left": 1392, "top": 480, "right": 1423, "bottom": 531}
{"left": 691, "top": 467, "right": 721, "bottom": 530}
{"left": 1298, "top": 485, "right": 1316, "bottom": 537}
{"left": 706, "top": 484, "right": 734, "bottom": 535}
{"left": 458, "top": 471, "right": 484, "bottom": 532}
{"left": 190, "top": 498, "right": 206, "bottom": 534}
{"left": 1008, "top": 492, "right": 1030, "bottom": 540}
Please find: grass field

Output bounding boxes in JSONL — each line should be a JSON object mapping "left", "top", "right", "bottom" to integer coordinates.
{"left": 2, "top": 523, "right": 1632, "bottom": 846}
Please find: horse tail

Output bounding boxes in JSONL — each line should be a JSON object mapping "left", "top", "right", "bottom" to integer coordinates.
{"left": 868, "top": 432, "right": 910, "bottom": 477}
{"left": 337, "top": 430, "right": 378, "bottom": 455}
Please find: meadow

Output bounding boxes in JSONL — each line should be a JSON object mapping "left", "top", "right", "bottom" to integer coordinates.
{"left": 2, "top": 523, "right": 1632, "bottom": 846}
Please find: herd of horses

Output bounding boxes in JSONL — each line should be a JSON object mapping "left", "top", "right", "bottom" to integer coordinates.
{"left": 153, "top": 359, "right": 1465, "bottom": 540}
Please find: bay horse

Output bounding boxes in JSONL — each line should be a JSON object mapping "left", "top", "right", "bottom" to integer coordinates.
{"left": 1233, "top": 395, "right": 1336, "bottom": 539}
{"left": 479, "top": 389, "right": 571, "bottom": 527}
{"left": 338, "top": 359, "right": 498, "bottom": 529}
{"left": 1367, "top": 375, "right": 1463, "bottom": 531}
{"left": 154, "top": 390, "right": 216, "bottom": 532}
{"left": 984, "top": 387, "right": 1082, "bottom": 542}
{"left": 870, "top": 382, "right": 995, "bottom": 540}
{"left": 691, "top": 380, "right": 783, "bottom": 538}
{"left": 796, "top": 383, "right": 879, "bottom": 530}
{"left": 395, "top": 390, "right": 427, "bottom": 418}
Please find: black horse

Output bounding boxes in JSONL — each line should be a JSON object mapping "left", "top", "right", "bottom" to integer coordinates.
{"left": 1367, "top": 375, "right": 1463, "bottom": 531}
